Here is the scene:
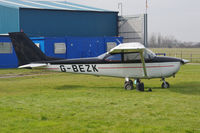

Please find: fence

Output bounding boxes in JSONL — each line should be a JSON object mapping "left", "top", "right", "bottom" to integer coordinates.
{"left": 150, "top": 48, "right": 200, "bottom": 63}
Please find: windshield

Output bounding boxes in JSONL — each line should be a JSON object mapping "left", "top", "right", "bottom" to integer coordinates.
{"left": 98, "top": 53, "right": 108, "bottom": 59}
{"left": 144, "top": 49, "right": 156, "bottom": 59}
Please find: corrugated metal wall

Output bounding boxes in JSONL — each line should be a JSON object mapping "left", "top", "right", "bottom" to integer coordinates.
{"left": 0, "top": 5, "right": 19, "bottom": 34}
{"left": 0, "top": 36, "right": 18, "bottom": 68}
{"left": 118, "top": 14, "right": 145, "bottom": 44}
{"left": 19, "top": 8, "right": 118, "bottom": 37}
{"left": 0, "top": 36, "right": 122, "bottom": 68}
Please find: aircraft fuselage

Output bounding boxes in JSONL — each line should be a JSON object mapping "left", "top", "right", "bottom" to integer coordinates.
{"left": 36, "top": 56, "right": 182, "bottom": 79}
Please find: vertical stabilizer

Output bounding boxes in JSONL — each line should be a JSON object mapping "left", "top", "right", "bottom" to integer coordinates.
{"left": 9, "top": 32, "right": 49, "bottom": 66}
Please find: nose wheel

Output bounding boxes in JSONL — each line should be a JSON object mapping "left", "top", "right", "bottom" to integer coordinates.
{"left": 161, "top": 78, "right": 170, "bottom": 88}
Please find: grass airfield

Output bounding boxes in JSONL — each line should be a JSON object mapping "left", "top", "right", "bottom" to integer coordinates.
{"left": 0, "top": 64, "right": 200, "bottom": 133}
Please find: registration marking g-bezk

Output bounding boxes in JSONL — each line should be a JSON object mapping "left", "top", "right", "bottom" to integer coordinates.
{"left": 59, "top": 64, "right": 98, "bottom": 73}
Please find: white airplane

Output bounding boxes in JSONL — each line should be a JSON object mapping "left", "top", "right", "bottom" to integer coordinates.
{"left": 9, "top": 32, "right": 189, "bottom": 91}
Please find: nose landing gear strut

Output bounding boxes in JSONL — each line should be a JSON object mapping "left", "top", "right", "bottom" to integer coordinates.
{"left": 161, "top": 78, "right": 170, "bottom": 88}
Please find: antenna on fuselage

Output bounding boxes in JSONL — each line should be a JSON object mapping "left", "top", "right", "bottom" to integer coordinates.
{"left": 116, "top": 39, "right": 122, "bottom": 44}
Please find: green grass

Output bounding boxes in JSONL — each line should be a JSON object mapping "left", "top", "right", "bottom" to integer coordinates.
{"left": 150, "top": 48, "right": 200, "bottom": 63}
{"left": 0, "top": 65, "right": 200, "bottom": 133}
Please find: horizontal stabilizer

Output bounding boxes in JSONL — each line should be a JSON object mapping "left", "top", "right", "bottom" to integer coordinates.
{"left": 18, "top": 63, "right": 47, "bottom": 69}
{"left": 181, "top": 59, "right": 190, "bottom": 64}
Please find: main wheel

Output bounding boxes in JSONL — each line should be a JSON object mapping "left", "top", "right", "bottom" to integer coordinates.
{"left": 161, "top": 82, "right": 170, "bottom": 88}
{"left": 124, "top": 80, "right": 133, "bottom": 90}
{"left": 136, "top": 82, "right": 144, "bottom": 91}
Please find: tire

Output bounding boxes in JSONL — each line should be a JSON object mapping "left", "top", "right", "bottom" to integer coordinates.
{"left": 124, "top": 81, "right": 133, "bottom": 90}
{"left": 136, "top": 82, "right": 144, "bottom": 91}
{"left": 161, "top": 82, "right": 170, "bottom": 88}
{"left": 129, "top": 80, "right": 133, "bottom": 86}
{"left": 140, "top": 82, "right": 144, "bottom": 91}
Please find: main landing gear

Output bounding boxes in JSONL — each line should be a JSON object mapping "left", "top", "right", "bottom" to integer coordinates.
{"left": 135, "top": 79, "right": 144, "bottom": 91}
{"left": 124, "top": 78, "right": 170, "bottom": 91}
{"left": 124, "top": 78, "right": 133, "bottom": 90}
{"left": 124, "top": 78, "right": 145, "bottom": 91}
{"left": 161, "top": 78, "right": 170, "bottom": 88}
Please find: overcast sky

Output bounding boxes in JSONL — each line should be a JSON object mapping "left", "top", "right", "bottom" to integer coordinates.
{"left": 67, "top": 0, "right": 200, "bottom": 42}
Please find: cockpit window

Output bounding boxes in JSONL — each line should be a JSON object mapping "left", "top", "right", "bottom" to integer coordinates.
{"left": 144, "top": 49, "right": 156, "bottom": 59}
{"left": 105, "top": 54, "right": 122, "bottom": 62}
{"left": 124, "top": 53, "right": 141, "bottom": 61}
{"left": 123, "top": 49, "right": 156, "bottom": 62}
{"left": 99, "top": 48, "right": 156, "bottom": 62}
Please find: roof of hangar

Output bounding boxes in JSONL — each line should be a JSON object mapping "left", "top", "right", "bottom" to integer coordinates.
{"left": 0, "top": 0, "right": 107, "bottom": 11}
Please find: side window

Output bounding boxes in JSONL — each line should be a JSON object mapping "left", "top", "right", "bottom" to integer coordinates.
{"left": 107, "top": 42, "right": 117, "bottom": 52}
{"left": 35, "top": 43, "right": 40, "bottom": 48}
{"left": 105, "top": 54, "right": 122, "bottom": 62}
{"left": 54, "top": 43, "right": 66, "bottom": 54}
{"left": 0, "top": 42, "right": 12, "bottom": 54}
{"left": 124, "top": 53, "right": 141, "bottom": 61}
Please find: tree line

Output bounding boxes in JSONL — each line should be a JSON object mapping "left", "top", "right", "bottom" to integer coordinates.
{"left": 148, "top": 33, "right": 200, "bottom": 48}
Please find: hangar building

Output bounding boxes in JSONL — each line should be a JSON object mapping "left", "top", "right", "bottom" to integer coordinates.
{"left": 0, "top": 0, "right": 122, "bottom": 68}
{"left": 0, "top": 0, "right": 118, "bottom": 37}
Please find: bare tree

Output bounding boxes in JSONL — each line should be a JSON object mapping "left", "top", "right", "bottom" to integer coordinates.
{"left": 148, "top": 33, "right": 195, "bottom": 48}
{"left": 149, "top": 33, "right": 157, "bottom": 48}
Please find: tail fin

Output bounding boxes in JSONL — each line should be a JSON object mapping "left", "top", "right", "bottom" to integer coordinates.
{"left": 9, "top": 32, "right": 50, "bottom": 66}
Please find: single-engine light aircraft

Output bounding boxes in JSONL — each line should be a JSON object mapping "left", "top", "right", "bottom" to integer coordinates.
{"left": 9, "top": 32, "right": 189, "bottom": 91}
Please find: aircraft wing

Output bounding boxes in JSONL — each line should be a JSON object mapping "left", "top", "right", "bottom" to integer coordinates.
{"left": 109, "top": 42, "right": 147, "bottom": 77}
{"left": 109, "top": 42, "right": 145, "bottom": 54}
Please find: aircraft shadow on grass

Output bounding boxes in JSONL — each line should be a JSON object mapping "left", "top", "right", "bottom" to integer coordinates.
{"left": 54, "top": 82, "right": 200, "bottom": 95}
{"left": 168, "top": 82, "right": 200, "bottom": 95}
{"left": 55, "top": 85, "right": 120, "bottom": 90}
{"left": 55, "top": 85, "right": 83, "bottom": 90}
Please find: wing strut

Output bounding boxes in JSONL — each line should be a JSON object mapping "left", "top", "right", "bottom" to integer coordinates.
{"left": 140, "top": 50, "right": 147, "bottom": 77}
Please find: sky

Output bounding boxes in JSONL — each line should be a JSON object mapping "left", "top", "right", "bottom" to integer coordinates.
{"left": 66, "top": 0, "right": 200, "bottom": 42}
